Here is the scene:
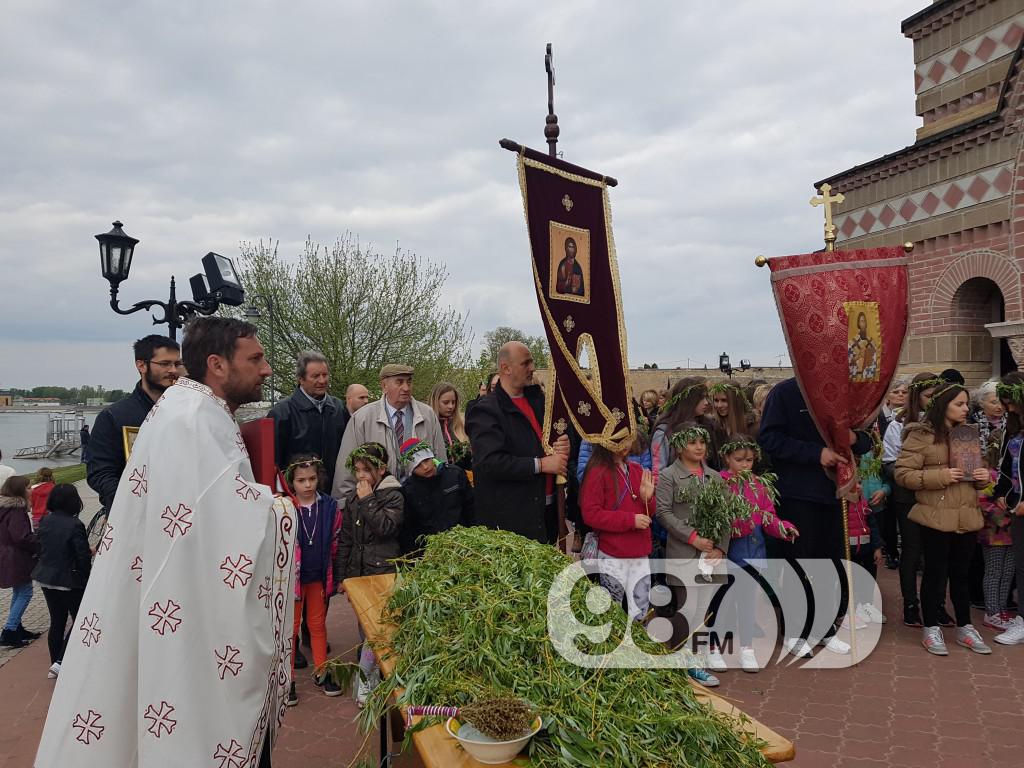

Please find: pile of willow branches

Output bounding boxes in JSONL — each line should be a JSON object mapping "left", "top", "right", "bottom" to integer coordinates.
{"left": 358, "top": 526, "right": 770, "bottom": 768}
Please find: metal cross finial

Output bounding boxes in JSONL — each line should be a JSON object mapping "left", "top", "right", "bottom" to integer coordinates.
{"left": 810, "top": 183, "right": 845, "bottom": 252}
{"left": 544, "top": 43, "right": 559, "bottom": 157}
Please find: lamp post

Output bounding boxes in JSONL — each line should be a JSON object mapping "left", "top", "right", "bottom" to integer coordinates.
{"left": 95, "top": 221, "right": 246, "bottom": 342}
{"left": 244, "top": 295, "right": 275, "bottom": 403}
{"left": 719, "top": 353, "right": 732, "bottom": 378}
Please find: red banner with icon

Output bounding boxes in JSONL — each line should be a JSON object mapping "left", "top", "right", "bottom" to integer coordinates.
{"left": 765, "top": 246, "right": 909, "bottom": 497}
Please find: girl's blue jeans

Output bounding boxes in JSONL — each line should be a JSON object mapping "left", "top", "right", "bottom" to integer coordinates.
{"left": 5, "top": 582, "right": 33, "bottom": 631}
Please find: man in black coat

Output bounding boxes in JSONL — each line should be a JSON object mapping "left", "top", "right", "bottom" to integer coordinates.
{"left": 758, "top": 377, "right": 873, "bottom": 656}
{"left": 87, "top": 335, "right": 181, "bottom": 510}
{"left": 466, "top": 342, "right": 568, "bottom": 543}
{"left": 269, "top": 351, "right": 349, "bottom": 491}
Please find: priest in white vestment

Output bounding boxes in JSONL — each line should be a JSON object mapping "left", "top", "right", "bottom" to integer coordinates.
{"left": 36, "top": 318, "right": 295, "bottom": 768}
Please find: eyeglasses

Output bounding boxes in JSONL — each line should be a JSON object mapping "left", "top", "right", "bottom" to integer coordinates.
{"left": 149, "top": 360, "right": 185, "bottom": 369}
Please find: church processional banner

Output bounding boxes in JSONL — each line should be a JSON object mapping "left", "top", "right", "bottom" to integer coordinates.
{"left": 765, "top": 246, "right": 909, "bottom": 497}
{"left": 513, "top": 145, "right": 635, "bottom": 452}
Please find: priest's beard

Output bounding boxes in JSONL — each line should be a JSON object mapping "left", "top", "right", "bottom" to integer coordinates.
{"left": 223, "top": 369, "right": 265, "bottom": 411}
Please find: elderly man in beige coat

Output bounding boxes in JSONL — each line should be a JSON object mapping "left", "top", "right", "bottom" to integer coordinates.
{"left": 331, "top": 364, "right": 447, "bottom": 506}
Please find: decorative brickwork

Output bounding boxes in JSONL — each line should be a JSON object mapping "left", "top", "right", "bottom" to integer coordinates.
{"left": 915, "top": 16, "right": 1023, "bottom": 92}
{"left": 834, "top": 162, "right": 1012, "bottom": 241}
{"left": 816, "top": 3, "right": 1024, "bottom": 382}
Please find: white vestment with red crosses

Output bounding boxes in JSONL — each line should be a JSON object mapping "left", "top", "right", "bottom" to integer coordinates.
{"left": 36, "top": 378, "right": 295, "bottom": 768}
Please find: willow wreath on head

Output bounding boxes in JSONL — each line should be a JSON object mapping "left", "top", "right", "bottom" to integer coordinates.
{"left": 284, "top": 456, "right": 323, "bottom": 478}
{"left": 345, "top": 444, "right": 388, "bottom": 473}
{"left": 908, "top": 377, "right": 946, "bottom": 396}
{"left": 397, "top": 438, "right": 435, "bottom": 467}
{"left": 708, "top": 381, "right": 753, "bottom": 409}
{"left": 923, "top": 382, "right": 966, "bottom": 415}
{"left": 659, "top": 383, "right": 708, "bottom": 415}
{"left": 669, "top": 425, "right": 710, "bottom": 450}
{"left": 997, "top": 380, "right": 1024, "bottom": 405}
{"left": 718, "top": 439, "right": 761, "bottom": 460}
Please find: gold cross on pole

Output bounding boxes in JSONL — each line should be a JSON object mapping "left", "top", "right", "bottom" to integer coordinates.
{"left": 810, "top": 183, "right": 845, "bottom": 252}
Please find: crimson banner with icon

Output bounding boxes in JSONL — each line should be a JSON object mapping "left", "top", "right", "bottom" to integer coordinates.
{"left": 765, "top": 246, "right": 909, "bottom": 497}
{"left": 512, "top": 144, "right": 635, "bottom": 452}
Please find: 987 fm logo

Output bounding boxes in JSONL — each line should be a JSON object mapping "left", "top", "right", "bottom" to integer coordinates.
{"left": 547, "top": 559, "right": 882, "bottom": 670}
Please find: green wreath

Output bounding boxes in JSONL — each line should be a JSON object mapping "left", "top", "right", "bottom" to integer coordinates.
{"left": 669, "top": 425, "right": 710, "bottom": 450}
{"left": 345, "top": 444, "right": 388, "bottom": 473}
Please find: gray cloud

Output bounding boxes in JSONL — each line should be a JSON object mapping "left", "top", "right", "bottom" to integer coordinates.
{"left": 0, "top": 0, "right": 923, "bottom": 388}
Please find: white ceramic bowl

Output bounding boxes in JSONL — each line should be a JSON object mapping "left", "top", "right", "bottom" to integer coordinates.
{"left": 444, "top": 716, "right": 543, "bottom": 765}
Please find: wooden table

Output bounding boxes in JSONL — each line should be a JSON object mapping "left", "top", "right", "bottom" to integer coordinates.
{"left": 344, "top": 573, "right": 795, "bottom": 767}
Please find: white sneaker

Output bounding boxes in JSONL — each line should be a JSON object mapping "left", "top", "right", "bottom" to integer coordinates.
{"left": 739, "top": 646, "right": 759, "bottom": 673}
{"left": 858, "top": 603, "right": 886, "bottom": 624}
{"left": 355, "top": 668, "right": 380, "bottom": 708}
{"left": 784, "top": 638, "right": 813, "bottom": 658}
{"left": 840, "top": 612, "right": 867, "bottom": 631}
{"left": 46, "top": 662, "right": 60, "bottom": 679}
{"left": 995, "top": 616, "right": 1024, "bottom": 646}
{"left": 983, "top": 613, "right": 1012, "bottom": 631}
{"left": 922, "top": 626, "right": 948, "bottom": 656}
{"left": 823, "top": 635, "right": 851, "bottom": 655}
{"left": 706, "top": 649, "right": 728, "bottom": 672}
{"left": 956, "top": 624, "right": 992, "bottom": 655}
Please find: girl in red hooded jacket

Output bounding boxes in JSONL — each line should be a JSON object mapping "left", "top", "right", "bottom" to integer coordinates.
{"left": 580, "top": 442, "right": 655, "bottom": 622}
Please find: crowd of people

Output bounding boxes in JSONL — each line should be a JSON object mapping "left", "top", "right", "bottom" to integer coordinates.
{"left": 5, "top": 327, "right": 1024, "bottom": 727}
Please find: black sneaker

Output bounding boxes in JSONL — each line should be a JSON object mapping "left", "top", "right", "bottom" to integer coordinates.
{"left": 0, "top": 629, "right": 26, "bottom": 648}
{"left": 17, "top": 624, "right": 42, "bottom": 640}
{"left": 322, "top": 677, "right": 342, "bottom": 697}
{"left": 937, "top": 607, "right": 955, "bottom": 627}
{"left": 903, "top": 603, "right": 923, "bottom": 627}
{"left": 286, "top": 682, "right": 298, "bottom": 707}
{"left": 293, "top": 646, "right": 308, "bottom": 669}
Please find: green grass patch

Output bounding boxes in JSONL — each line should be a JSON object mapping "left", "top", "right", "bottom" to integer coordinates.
{"left": 31, "top": 464, "right": 87, "bottom": 485}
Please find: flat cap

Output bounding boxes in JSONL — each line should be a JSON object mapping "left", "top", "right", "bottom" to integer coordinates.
{"left": 379, "top": 363, "right": 414, "bottom": 379}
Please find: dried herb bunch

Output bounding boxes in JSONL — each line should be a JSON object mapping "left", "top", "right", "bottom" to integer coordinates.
{"left": 351, "top": 526, "right": 769, "bottom": 767}
{"left": 460, "top": 696, "right": 536, "bottom": 741}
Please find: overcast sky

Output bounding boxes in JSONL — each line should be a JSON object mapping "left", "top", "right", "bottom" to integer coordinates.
{"left": 0, "top": 0, "right": 925, "bottom": 390}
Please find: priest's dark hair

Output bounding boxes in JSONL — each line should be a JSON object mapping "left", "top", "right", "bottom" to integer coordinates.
{"left": 182, "top": 317, "right": 258, "bottom": 383}
{"left": 133, "top": 334, "right": 179, "bottom": 363}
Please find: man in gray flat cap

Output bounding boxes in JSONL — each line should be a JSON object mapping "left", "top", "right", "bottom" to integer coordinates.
{"left": 331, "top": 364, "right": 447, "bottom": 506}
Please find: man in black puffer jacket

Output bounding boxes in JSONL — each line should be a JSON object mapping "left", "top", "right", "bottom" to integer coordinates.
{"left": 87, "top": 335, "right": 181, "bottom": 510}
{"left": 398, "top": 439, "right": 473, "bottom": 555}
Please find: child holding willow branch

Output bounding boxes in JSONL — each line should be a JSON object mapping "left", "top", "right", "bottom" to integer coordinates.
{"left": 655, "top": 423, "right": 732, "bottom": 686}
{"left": 719, "top": 436, "right": 798, "bottom": 672}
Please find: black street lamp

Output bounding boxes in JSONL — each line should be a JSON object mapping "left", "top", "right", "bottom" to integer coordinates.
{"left": 719, "top": 353, "right": 732, "bottom": 378}
{"left": 244, "top": 295, "right": 276, "bottom": 403}
{"left": 718, "top": 354, "right": 751, "bottom": 379}
{"left": 95, "top": 221, "right": 246, "bottom": 342}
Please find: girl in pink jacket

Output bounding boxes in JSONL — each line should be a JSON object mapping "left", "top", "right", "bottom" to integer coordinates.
{"left": 720, "top": 436, "right": 798, "bottom": 672}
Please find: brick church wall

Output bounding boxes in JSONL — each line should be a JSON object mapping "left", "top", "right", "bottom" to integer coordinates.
{"left": 816, "top": 0, "right": 1024, "bottom": 386}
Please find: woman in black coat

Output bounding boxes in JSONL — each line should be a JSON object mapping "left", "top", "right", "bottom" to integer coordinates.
{"left": 31, "top": 484, "right": 91, "bottom": 676}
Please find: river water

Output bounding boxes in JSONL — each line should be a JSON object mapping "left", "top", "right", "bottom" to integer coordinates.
{"left": 0, "top": 412, "right": 99, "bottom": 476}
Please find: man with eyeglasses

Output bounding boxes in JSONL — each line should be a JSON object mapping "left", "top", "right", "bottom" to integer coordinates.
{"left": 87, "top": 335, "right": 182, "bottom": 510}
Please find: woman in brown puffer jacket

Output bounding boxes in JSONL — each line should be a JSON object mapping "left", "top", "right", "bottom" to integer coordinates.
{"left": 895, "top": 383, "right": 991, "bottom": 657}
